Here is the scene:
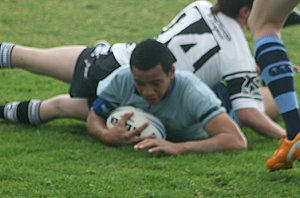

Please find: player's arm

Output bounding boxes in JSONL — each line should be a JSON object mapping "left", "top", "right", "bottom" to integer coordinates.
{"left": 86, "top": 109, "right": 111, "bottom": 143}
{"left": 178, "top": 112, "right": 247, "bottom": 153}
{"left": 86, "top": 98, "right": 147, "bottom": 146}
{"left": 134, "top": 112, "right": 247, "bottom": 154}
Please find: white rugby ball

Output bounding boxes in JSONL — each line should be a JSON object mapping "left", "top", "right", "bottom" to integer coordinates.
{"left": 106, "top": 106, "right": 166, "bottom": 139}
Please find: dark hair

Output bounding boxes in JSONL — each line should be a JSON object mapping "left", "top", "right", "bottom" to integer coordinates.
{"left": 130, "top": 39, "right": 174, "bottom": 74}
{"left": 211, "top": 0, "right": 253, "bottom": 19}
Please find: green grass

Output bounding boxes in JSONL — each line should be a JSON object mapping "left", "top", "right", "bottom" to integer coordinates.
{"left": 1, "top": 0, "right": 300, "bottom": 197}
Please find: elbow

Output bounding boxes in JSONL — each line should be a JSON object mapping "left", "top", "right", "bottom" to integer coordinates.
{"left": 235, "top": 135, "right": 248, "bottom": 150}
{"left": 215, "top": 131, "right": 248, "bottom": 151}
{"left": 227, "top": 127, "right": 248, "bottom": 151}
{"left": 227, "top": 136, "right": 247, "bottom": 151}
{"left": 233, "top": 129, "right": 248, "bottom": 150}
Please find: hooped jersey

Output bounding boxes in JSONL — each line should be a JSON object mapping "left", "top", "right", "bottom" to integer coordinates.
{"left": 110, "top": 0, "right": 263, "bottom": 112}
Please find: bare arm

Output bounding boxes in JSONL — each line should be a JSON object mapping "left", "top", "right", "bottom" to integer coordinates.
{"left": 134, "top": 112, "right": 247, "bottom": 154}
{"left": 86, "top": 110, "right": 148, "bottom": 146}
{"left": 236, "top": 108, "right": 285, "bottom": 139}
{"left": 177, "top": 112, "right": 247, "bottom": 153}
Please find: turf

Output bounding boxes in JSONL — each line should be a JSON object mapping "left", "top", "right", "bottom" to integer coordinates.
{"left": 1, "top": 0, "right": 300, "bottom": 197}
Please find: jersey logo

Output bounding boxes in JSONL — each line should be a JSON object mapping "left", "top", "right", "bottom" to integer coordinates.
{"left": 225, "top": 72, "right": 262, "bottom": 101}
{"left": 83, "top": 59, "right": 91, "bottom": 79}
{"left": 268, "top": 64, "right": 292, "bottom": 76}
{"left": 241, "top": 75, "right": 260, "bottom": 96}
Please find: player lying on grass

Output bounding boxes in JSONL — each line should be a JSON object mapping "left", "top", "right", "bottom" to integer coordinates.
{"left": 86, "top": 39, "right": 247, "bottom": 154}
{"left": 0, "top": 0, "right": 285, "bottom": 139}
{"left": 0, "top": 39, "right": 248, "bottom": 154}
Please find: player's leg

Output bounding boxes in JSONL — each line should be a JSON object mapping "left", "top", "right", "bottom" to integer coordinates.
{"left": 0, "top": 94, "right": 89, "bottom": 124}
{"left": 249, "top": 0, "right": 300, "bottom": 138}
{"left": 248, "top": 0, "right": 299, "bottom": 41}
{"left": 248, "top": 0, "right": 300, "bottom": 171}
{"left": 0, "top": 43, "right": 86, "bottom": 83}
{"left": 39, "top": 95, "right": 89, "bottom": 121}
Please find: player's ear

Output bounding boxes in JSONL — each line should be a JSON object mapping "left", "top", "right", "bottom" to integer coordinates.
{"left": 240, "top": 6, "right": 251, "bottom": 20}
{"left": 169, "top": 64, "right": 175, "bottom": 79}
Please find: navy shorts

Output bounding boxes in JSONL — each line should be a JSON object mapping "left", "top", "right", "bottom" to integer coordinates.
{"left": 212, "top": 82, "right": 232, "bottom": 113}
{"left": 69, "top": 45, "right": 121, "bottom": 105}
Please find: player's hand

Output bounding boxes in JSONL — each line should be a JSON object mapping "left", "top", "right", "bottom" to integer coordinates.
{"left": 106, "top": 112, "right": 148, "bottom": 146}
{"left": 133, "top": 138, "right": 184, "bottom": 155}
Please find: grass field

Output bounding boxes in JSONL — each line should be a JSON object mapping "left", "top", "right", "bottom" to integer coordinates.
{"left": 1, "top": 0, "right": 300, "bottom": 197}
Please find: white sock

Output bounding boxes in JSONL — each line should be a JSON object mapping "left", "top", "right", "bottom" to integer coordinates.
{"left": 0, "top": 42, "right": 15, "bottom": 68}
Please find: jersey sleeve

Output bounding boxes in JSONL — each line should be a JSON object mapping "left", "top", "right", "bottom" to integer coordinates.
{"left": 184, "top": 74, "right": 225, "bottom": 127}
{"left": 223, "top": 71, "right": 264, "bottom": 111}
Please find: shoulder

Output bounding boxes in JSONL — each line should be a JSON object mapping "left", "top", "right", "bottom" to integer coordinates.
{"left": 106, "top": 66, "right": 133, "bottom": 88}
{"left": 175, "top": 71, "right": 222, "bottom": 102}
{"left": 175, "top": 71, "right": 200, "bottom": 84}
{"left": 186, "top": 1, "right": 213, "bottom": 18}
{"left": 174, "top": 71, "right": 210, "bottom": 94}
{"left": 106, "top": 65, "right": 131, "bottom": 80}
{"left": 96, "top": 65, "right": 132, "bottom": 92}
{"left": 96, "top": 65, "right": 135, "bottom": 102}
{"left": 176, "top": 1, "right": 213, "bottom": 18}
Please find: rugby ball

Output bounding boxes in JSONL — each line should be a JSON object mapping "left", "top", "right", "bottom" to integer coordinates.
{"left": 106, "top": 106, "right": 166, "bottom": 139}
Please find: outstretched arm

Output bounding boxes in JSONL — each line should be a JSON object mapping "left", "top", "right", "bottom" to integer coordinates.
{"left": 179, "top": 112, "right": 247, "bottom": 153}
{"left": 134, "top": 112, "right": 247, "bottom": 155}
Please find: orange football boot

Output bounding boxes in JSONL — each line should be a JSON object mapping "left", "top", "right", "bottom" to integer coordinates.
{"left": 266, "top": 132, "right": 300, "bottom": 171}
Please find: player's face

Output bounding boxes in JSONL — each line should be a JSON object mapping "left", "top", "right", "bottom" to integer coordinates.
{"left": 132, "top": 64, "right": 175, "bottom": 105}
